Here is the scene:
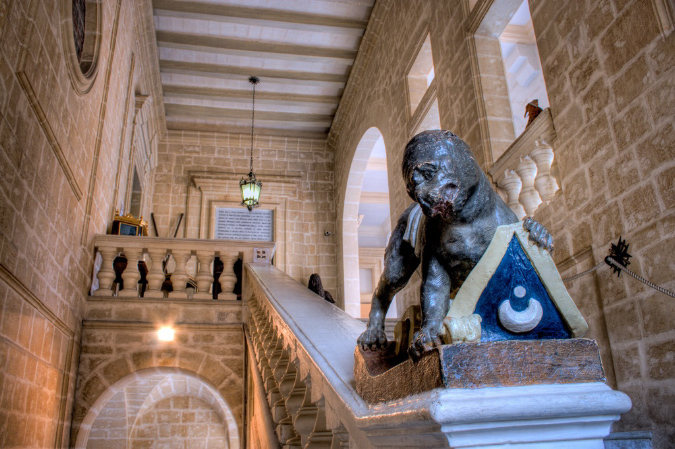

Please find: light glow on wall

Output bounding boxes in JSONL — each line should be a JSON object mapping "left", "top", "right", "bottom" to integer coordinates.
{"left": 158, "top": 326, "right": 175, "bottom": 342}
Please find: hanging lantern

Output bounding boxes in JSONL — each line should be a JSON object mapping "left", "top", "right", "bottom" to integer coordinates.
{"left": 240, "top": 76, "right": 262, "bottom": 211}
{"left": 240, "top": 170, "right": 262, "bottom": 211}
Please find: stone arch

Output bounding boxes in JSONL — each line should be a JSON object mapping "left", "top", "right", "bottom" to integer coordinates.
{"left": 74, "top": 367, "right": 239, "bottom": 449}
{"left": 342, "top": 127, "right": 389, "bottom": 318}
{"left": 71, "top": 327, "right": 245, "bottom": 447}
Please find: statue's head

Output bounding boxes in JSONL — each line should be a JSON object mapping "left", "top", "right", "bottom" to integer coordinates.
{"left": 402, "top": 130, "right": 481, "bottom": 219}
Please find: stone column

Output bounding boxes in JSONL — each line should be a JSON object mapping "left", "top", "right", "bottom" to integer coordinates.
{"left": 93, "top": 247, "right": 117, "bottom": 296}
{"left": 168, "top": 250, "right": 191, "bottom": 299}
{"left": 145, "top": 248, "right": 167, "bottom": 298}
{"left": 194, "top": 250, "right": 215, "bottom": 300}
{"left": 218, "top": 252, "right": 238, "bottom": 300}
{"left": 119, "top": 248, "right": 142, "bottom": 297}
{"left": 497, "top": 170, "right": 526, "bottom": 220}
{"left": 531, "top": 140, "right": 559, "bottom": 203}
{"left": 515, "top": 156, "right": 542, "bottom": 216}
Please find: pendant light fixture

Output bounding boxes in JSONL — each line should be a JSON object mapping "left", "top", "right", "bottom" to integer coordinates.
{"left": 240, "top": 76, "right": 262, "bottom": 211}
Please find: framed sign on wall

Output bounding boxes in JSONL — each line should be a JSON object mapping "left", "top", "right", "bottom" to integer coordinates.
{"left": 214, "top": 207, "right": 274, "bottom": 242}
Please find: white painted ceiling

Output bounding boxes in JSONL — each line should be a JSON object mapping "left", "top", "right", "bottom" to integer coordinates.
{"left": 152, "top": 0, "right": 375, "bottom": 139}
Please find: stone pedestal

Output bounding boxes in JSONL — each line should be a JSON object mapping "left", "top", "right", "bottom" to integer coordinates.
{"left": 430, "top": 382, "right": 631, "bottom": 448}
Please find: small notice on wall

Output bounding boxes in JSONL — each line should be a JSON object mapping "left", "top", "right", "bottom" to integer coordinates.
{"left": 214, "top": 208, "right": 274, "bottom": 242}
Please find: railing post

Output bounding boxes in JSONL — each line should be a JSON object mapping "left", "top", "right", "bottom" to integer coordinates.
{"left": 294, "top": 379, "right": 318, "bottom": 447}
{"left": 515, "top": 155, "right": 542, "bottom": 217}
{"left": 119, "top": 248, "right": 143, "bottom": 297}
{"left": 194, "top": 250, "right": 215, "bottom": 300}
{"left": 305, "top": 399, "right": 333, "bottom": 449}
{"left": 168, "top": 250, "right": 191, "bottom": 299}
{"left": 145, "top": 248, "right": 167, "bottom": 298}
{"left": 93, "top": 247, "right": 118, "bottom": 296}
{"left": 218, "top": 252, "right": 238, "bottom": 300}
{"left": 331, "top": 425, "right": 350, "bottom": 449}
{"left": 531, "top": 140, "right": 559, "bottom": 203}
{"left": 497, "top": 170, "right": 526, "bottom": 220}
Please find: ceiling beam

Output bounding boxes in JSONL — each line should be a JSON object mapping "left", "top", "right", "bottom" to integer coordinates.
{"left": 165, "top": 120, "right": 329, "bottom": 140}
{"left": 153, "top": 0, "right": 369, "bottom": 30}
{"left": 359, "top": 191, "right": 390, "bottom": 204}
{"left": 156, "top": 31, "right": 358, "bottom": 61}
{"left": 159, "top": 59, "right": 348, "bottom": 84}
{"left": 165, "top": 104, "right": 333, "bottom": 123}
{"left": 162, "top": 84, "right": 340, "bottom": 105}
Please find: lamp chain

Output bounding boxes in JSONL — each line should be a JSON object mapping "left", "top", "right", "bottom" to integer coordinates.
{"left": 249, "top": 77, "right": 258, "bottom": 174}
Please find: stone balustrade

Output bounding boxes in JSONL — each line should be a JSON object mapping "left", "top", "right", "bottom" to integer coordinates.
{"left": 488, "top": 108, "right": 560, "bottom": 219}
{"left": 92, "top": 234, "right": 275, "bottom": 299}
{"left": 244, "top": 263, "right": 631, "bottom": 448}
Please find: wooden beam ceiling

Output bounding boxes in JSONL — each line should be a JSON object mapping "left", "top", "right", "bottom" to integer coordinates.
{"left": 154, "top": 0, "right": 369, "bottom": 30}
{"left": 153, "top": 0, "right": 373, "bottom": 140}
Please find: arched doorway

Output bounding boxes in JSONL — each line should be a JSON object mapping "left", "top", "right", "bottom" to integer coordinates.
{"left": 75, "top": 368, "right": 240, "bottom": 449}
{"left": 342, "top": 128, "right": 396, "bottom": 319}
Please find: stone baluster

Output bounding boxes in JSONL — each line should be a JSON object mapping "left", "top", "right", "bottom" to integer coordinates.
{"left": 331, "top": 425, "right": 350, "bottom": 449}
{"left": 218, "top": 252, "right": 238, "bottom": 300}
{"left": 497, "top": 170, "right": 526, "bottom": 220}
{"left": 305, "top": 399, "right": 333, "bottom": 449}
{"left": 530, "top": 140, "right": 559, "bottom": 203}
{"left": 168, "top": 250, "right": 191, "bottom": 299}
{"left": 294, "top": 380, "right": 319, "bottom": 447}
{"left": 144, "top": 248, "right": 166, "bottom": 298}
{"left": 515, "top": 156, "right": 542, "bottom": 216}
{"left": 272, "top": 354, "right": 290, "bottom": 422}
{"left": 119, "top": 248, "right": 143, "bottom": 297}
{"left": 279, "top": 360, "right": 298, "bottom": 399}
{"left": 93, "top": 247, "right": 118, "bottom": 296}
{"left": 287, "top": 371, "right": 307, "bottom": 423}
{"left": 194, "top": 251, "right": 215, "bottom": 300}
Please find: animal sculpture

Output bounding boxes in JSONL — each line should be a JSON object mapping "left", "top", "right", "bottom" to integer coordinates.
{"left": 357, "top": 130, "right": 553, "bottom": 360}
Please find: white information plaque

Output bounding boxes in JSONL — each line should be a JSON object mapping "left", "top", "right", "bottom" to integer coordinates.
{"left": 214, "top": 207, "right": 274, "bottom": 242}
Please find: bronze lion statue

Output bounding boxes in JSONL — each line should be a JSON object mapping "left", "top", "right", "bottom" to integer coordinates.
{"left": 357, "top": 130, "right": 553, "bottom": 360}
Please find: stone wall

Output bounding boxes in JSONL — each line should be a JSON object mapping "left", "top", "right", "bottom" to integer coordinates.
{"left": 0, "top": 0, "right": 162, "bottom": 447}
{"left": 152, "top": 131, "right": 337, "bottom": 296}
{"left": 329, "top": 0, "right": 482, "bottom": 313}
{"left": 529, "top": 0, "right": 675, "bottom": 445}
{"left": 329, "top": 0, "right": 674, "bottom": 445}
{"left": 129, "top": 396, "right": 230, "bottom": 449}
{"left": 70, "top": 297, "right": 244, "bottom": 447}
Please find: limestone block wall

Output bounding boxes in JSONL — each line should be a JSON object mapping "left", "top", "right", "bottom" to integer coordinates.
{"left": 71, "top": 297, "right": 244, "bottom": 447}
{"left": 330, "top": 0, "right": 484, "bottom": 318}
{"left": 528, "top": 0, "right": 675, "bottom": 444}
{"left": 129, "top": 396, "right": 230, "bottom": 449}
{"left": 0, "top": 0, "right": 163, "bottom": 447}
{"left": 151, "top": 131, "right": 337, "bottom": 296}
{"left": 329, "top": 0, "right": 675, "bottom": 445}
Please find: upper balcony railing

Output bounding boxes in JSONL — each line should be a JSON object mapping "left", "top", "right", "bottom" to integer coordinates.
{"left": 488, "top": 108, "right": 560, "bottom": 219}
{"left": 91, "top": 234, "right": 275, "bottom": 300}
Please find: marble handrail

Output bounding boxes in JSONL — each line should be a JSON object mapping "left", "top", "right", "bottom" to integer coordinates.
{"left": 92, "top": 234, "right": 274, "bottom": 299}
{"left": 488, "top": 108, "right": 560, "bottom": 219}
{"left": 244, "top": 263, "right": 631, "bottom": 448}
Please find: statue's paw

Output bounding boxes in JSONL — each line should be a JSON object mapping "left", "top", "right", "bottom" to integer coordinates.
{"left": 357, "top": 326, "right": 387, "bottom": 351}
{"left": 523, "top": 217, "right": 554, "bottom": 252}
{"left": 408, "top": 323, "right": 443, "bottom": 362}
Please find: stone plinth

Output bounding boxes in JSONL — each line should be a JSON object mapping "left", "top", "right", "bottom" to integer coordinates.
{"left": 355, "top": 338, "right": 606, "bottom": 404}
{"left": 431, "top": 382, "right": 631, "bottom": 448}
